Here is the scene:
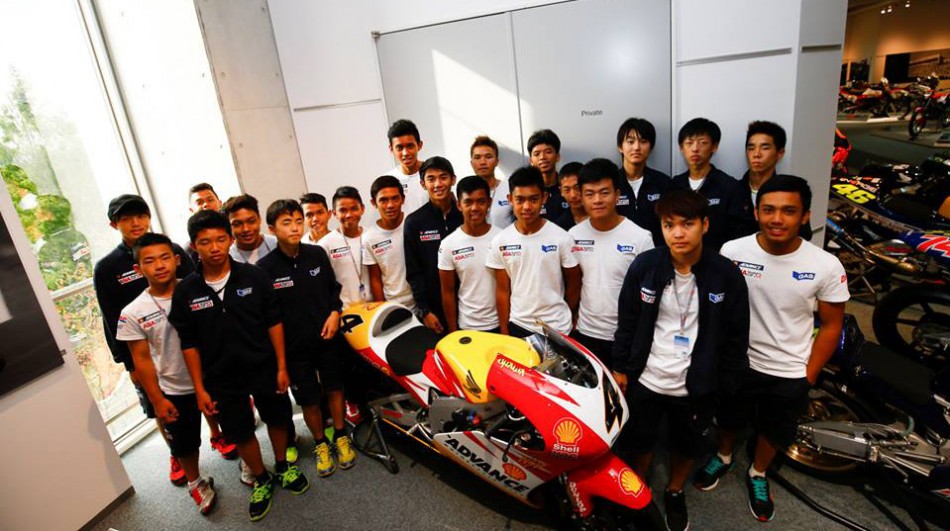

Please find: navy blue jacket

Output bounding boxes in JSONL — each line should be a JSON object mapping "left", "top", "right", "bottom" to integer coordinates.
{"left": 404, "top": 201, "right": 463, "bottom": 320}
{"left": 612, "top": 248, "right": 749, "bottom": 398}
{"left": 736, "top": 171, "right": 813, "bottom": 241}
{"left": 672, "top": 166, "right": 744, "bottom": 251}
{"left": 615, "top": 166, "right": 672, "bottom": 247}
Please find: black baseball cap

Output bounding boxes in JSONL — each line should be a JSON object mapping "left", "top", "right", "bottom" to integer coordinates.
{"left": 107, "top": 194, "right": 150, "bottom": 222}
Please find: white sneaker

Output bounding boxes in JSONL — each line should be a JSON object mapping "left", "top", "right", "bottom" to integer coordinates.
{"left": 190, "top": 477, "right": 217, "bottom": 515}
{"left": 239, "top": 459, "right": 255, "bottom": 487}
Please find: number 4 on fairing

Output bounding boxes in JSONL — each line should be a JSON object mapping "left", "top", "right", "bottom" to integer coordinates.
{"left": 602, "top": 373, "right": 622, "bottom": 432}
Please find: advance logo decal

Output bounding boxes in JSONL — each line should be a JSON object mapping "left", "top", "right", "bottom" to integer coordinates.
{"left": 442, "top": 437, "right": 529, "bottom": 493}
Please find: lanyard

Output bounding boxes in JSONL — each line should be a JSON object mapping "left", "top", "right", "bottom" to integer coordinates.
{"left": 340, "top": 231, "right": 365, "bottom": 292}
{"left": 670, "top": 274, "right": 696, "bottom": 336}
{"left": 148, "top": 293, "right": 168, "bottom": 318}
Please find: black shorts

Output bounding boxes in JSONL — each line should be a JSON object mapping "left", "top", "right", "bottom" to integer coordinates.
{"left": 134, "top": 382, "right": 156, "bottom": 419}
{"left": 287, "top": 336, "right": 346, "bottom": 407}
{"left": 716, "top": 368, "right": 810, "bottom": 449}
{"left": 211, "top": 379, "right": 292, "bottom": 445}
{"left": 161, "top": 393, "right": 202, "bottom": 458}
{"left": 571, "top": 330, "right": 614, "bottom": 370}
{"left": 623, "top": 381, "right": 715, "bottom": 458}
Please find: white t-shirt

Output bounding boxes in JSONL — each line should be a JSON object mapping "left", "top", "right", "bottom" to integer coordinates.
{"left": 117, "top": 290, "right": 193, "bottom": 395}
{"left": 389, "top": 165, "right": 429, "bottom": 215}
{"left": 688, "top": 178, "right": 705, "bottom": 191}
{"left": 206, "top": 271, "right": 230, "bottom": 301}
{"left": 639, "top": 271, "right": 699, "bottom": 397}
{"left": 362, "top": 219, "right": 415, "bottom": 309}
{"left": 569, "top": 218, "right": 654, "bottom": 340}
{"left": 486, "top": 221, "right": 578, "bottom": 334}
{"left": 489, "top": 178, "right": 514, "bottom": 229}
{"left": 438, "top": 225, "right": 502, "bottom": 331}
{"left": 629, "top": 177, "right": 644, "bottom": 198}
{"left": 230, "top": 234, "right": 278, "bottom": 265}
{"left": 721, "top": 235, "right": 850, "bottom": 378}
{"left": 319, "top": 229, "right": 372, "bottom": 308}
{"left": 303, "top": 231, "right": 325, "bottom": 245}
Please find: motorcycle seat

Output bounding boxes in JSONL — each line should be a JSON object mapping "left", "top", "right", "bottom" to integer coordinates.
{"left": 882, "top": 195, "right": 935, "bottom": 225}
{"left": 436, "top": 331, "right": 541, "bottom": 403}
{"left": 386, "top": 325, "right": 440, "bottom": 376}
{"left": 859, "top": 342, "right": 935, "bottom": 406}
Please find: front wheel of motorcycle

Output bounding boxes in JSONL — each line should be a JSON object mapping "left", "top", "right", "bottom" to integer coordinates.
{"left": 572, "top": 499, "right": 665, "bottom": 531}
{"left": 784, "top": 381, "right": 867, "bottom": 479}
{"left": 872, "top": 285, "right": 950, "bottom": 366}
{"left": 908, "top": 109, "right": 927, "bottom": 139}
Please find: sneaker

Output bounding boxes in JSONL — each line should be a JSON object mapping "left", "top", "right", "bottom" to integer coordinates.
{"left": 277, "top": 464, "right": 310, "bottom": 495}
{"left": 239, "top": 460, "right": 255, "bottom": 487}
{"left": 746, "top": 473, "right": 775, "bottom": 522}
{"left": 314, "top": 441, "right": 336, "bottom": 477}
{"left": 210, "top": 435, "right": 238, "bottom": 460}
{"left": 286, "top": 443, "right": 299, "bottom": 465}
{"left": 694, "top": 455, "right": 732, "bottom": 491}
{"left": 190, "top": 477, "right": 217, "bottom": 515}
{"left": 170, "top": 456, "right": 187, "bottom": 486}
{"left": 345, "top": 400, "right": 363, "bottom": 424}
{"left": 248, "top": 474, "right": 275, "bottom": 522}
{"left": 335, "top": 434, "right": 357, "bottom": 470}
{"left": 664, "top": 489, "right": 689, "bottom": 531}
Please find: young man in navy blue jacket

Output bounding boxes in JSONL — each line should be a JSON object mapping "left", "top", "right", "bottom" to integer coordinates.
{"left": 615, "top": 117, "right": 672, "bottom": 247}
{"left": 169, "top": 210, "right": 309, "bottom": 522}
{"left": 258, "top": 199, "right": 356, "bottom": 478}
{"left": 612, "top": 189, "right": 749, "bottom": 531}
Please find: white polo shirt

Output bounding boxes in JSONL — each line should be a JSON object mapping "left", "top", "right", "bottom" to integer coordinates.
{"left": 318, "top": 229, "right": 373, "bottom": 308}
{"left": 362, "top": 219, "right": 415, "bottom": 309}
{"left": 438, "top": 225, "right": 502, "bottom": 330}
{"left": 117, "top": 289, "right": 193, "bottom": 395}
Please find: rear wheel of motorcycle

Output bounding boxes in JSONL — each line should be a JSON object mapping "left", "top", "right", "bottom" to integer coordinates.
{"left": 784, "top": 381, "right": 866, "bottom": 478}
{"left": 908, "top": 109, "right": 926, "bottom": 139}
{"left": 872, "top": 285, "right": 950, "bottom": 364}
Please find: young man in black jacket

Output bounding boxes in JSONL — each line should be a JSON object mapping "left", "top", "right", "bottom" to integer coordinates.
{"left": 404, "top": 156, "right": 463, "bottom": 334}
{"left": 258, "top": 199, "right": 356, "bottom": 478}
{"left": 615, "top": 117, "right": 672, "bottom": 247}
{"left": 612, "top": 190, "right": 749, "bottom": 531}
{"left": 168, "top": 210, "right": 309, "bottom": 522}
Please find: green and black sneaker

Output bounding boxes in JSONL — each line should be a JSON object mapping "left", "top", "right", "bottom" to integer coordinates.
{"left": 248, "top": 473, "right": 275, "bottom": 522}
{"left": 278, "top": 463, "right": 310, "bottom": 495}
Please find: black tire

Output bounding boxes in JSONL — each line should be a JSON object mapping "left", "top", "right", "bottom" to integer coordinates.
{"left": 575, "top": 499, "right": 664, "bottom": 531}
{"left": 872, "top": 285, "right": 950, "bottom": 363}
{"left": 908, "top": 108, "right": 927, "bottom": 138}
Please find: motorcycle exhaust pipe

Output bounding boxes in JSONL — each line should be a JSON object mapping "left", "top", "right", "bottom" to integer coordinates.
{"left": 825, "top": 218, "right": 923, "bottom": 275}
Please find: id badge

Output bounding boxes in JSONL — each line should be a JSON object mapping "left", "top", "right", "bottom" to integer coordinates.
{"left": 673, "top": 335, "right": 691, "bottom": 359}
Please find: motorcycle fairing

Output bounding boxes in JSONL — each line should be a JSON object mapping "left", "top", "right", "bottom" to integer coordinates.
{"left": 565, "top": 452, "right": 653, "bottom": 516}
{"left": 436, "top": 331, "right": 541, "bottom": 403}
{"left": 902, "top": 231, "right": 950, "bottom": 267}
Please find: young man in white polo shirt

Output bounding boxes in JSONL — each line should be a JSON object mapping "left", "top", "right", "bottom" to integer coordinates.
{"left": 363, "top": 176, "right": 415, "bottom": 309}
{"left": 694, "top": 175, "right": 849, "bottom": 523}
{"left": 569, "top": 158, "right": 654, "bottom": 368}
{"left": 318, "top": 187, "right": 373, "bottom": 308}
{"left": 438, "top": 176, "right": 502, "bottom": 332}
{"left": 486, "top": 166, "right": 580, "bottom": 337}
{"left": 386, "top": 119, "right": 429, "bottom": 214}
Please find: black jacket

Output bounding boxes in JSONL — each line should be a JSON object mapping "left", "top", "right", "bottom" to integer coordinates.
{"left": 615, "top": 166, "right": 672, "bottom": 247}
{"left": 672, "top": 166, "right": 744, "bottom": 251}
{"left": 541, "top": 184, "right": 565, "bottom": 221}
{"left": 168, "top": 259, "right": 281, "bottom": 393}
{"left": 93, "top": 241, "right": 194, "bottom": 370}
{"left": 612, "top": 248, "right": 749, "bottom": 398}
{"left": 257, "top": 244, "right": 342, "bottom": 356}
{"left": 404, "top": 201, "right": 463, "bottom": 319}
{"left": 736, "top": 171, "right": 813, "bottom": 240}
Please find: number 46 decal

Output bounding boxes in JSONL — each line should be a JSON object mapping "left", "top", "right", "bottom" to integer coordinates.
{"left": 832, "top": 183, "right": 876, "bottom": 205}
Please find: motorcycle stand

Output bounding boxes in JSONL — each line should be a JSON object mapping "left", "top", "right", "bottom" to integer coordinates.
{"left": 346, "top": 406, "right": 399, "bottom": 474}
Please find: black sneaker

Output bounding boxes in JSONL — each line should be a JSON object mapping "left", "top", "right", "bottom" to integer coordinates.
{"left": 693, "top": 454, "right": 732, "bottom": 491}
{"left": 664, "top": 489, "right": 689, "bottom": 531}
{"left": 248, "top": 473, "right": 275, "bottom": 522}
{"left": 277, "top": 464, "right": 310, "bottom": 495}
{"left": 746, "top": 473, "right": 775, "bottom": 522}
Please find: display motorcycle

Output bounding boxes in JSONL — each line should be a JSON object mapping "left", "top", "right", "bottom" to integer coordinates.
{"left": 895, "top": 75, "right": 939, "bottom": 120}
{"left": 838, "top": 78, "right": 893, "bottom": 117}
{"left": 908, "top": 88, "right": 950, "bottom": 139}
{"left": 339, "top": 301, "right": 663, "bottom": 529}
{"left": 786, "top": 316, "right": 950, "bottom": 528}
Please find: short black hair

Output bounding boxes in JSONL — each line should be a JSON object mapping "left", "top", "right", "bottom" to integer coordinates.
{"left": 188, "top": 182, "right": 218, "bottom": 198}
{"left": 456, "top": 175, "right": 491, "bottom": 200}
{"left": 655, "top": 189, "right": 708, "bottom": 221}
{"left": 299, "top": 192, "right": 327, "bottom": 209}
{"left": 332, "top": 186, "right": 363, "bottom": 207}
{"left": 221, "top": 194, "right": 260, "bottom": 216}
{"left": 746, "top": 120, "right": 787, "bottom": 151}
{"left": 578, "top": 158, "right": 622, "bottom": 190}
{"left": 132, "top": 232, "right": 174, "bottom": 263}
{"left": 266, "top": 199, "right": 303, "bottom": 226}
{"left": 559, "top": 161, "right": 583, "bottom": 179}
{"left": 678, "top": 117, "right": 721, "bottom": 145}
{"left": 470, "top": 135, "right": 499, "bottom": 157}
{"left": 527, "top": 129, "right": 561, "bottom": 154}
{"left": 187, "top": 210, "right": 232, "bottom": 243}
{"left": 371, "top": 175, "right": 404, "bottom": 200}
{"left": 757, "top": 174, "right": 812, "bottom": 211}
{"left": 616, "top": 117, "right": 657, "bottom": 148}
{"left": 388, "top": 119, "right": 421, "bottom": 144}
{"left": 419, "top": 156, "right": 455, "bottom": 182}
{"left": 508, "top": 166, "right": 545, "bottom": 194}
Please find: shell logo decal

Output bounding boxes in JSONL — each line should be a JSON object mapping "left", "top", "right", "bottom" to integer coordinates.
{"left": 502, "top": 462, "right": 526, "bottom": 481}
{"left": 554, "top": 418, "right": 582, "bottom": 445}
{"left": 619, "top": 468, "right": 644, "bottom": 496}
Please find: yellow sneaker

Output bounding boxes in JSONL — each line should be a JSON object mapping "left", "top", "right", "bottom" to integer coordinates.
{"left": 336, "top": 434, "right": 357, "bottom": 470}
{"left": 314, "top": 441, "right": 336, "bottom": 477}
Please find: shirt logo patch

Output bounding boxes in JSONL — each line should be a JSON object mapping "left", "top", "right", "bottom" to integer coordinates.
{"left": 735, "top": 261, "right": 764, "bottom": 280}
{"left": 330, "top": 246, "right": 350, "bottom": 259}
{"left": 236, "top": 287, "right": 253, "bottom": 297}
{"left": 189, "top": 296, "right": 213, "bottom": 311}
{"left": 497, "top": 199, "right": 510, "bottom": 207}
{"left": 138, "top": 310, "right": 165, "bottom": 329}
{"left": 117, "top": 270, "right": 143, "bottom": 285}
{"left": 541, "top": 244, "right": 557, "bottom": 253}
{"left": 372, "top": 240, "right": 392, "bottom": 254}
{"left": 310, "top": 267, "right": 321, "bottom": 277}
{"left": 452, "top": 246, "right": 475, "bottom": 262}
{"left": 640, "top": 287, "right": 656, "bottom": 304}
{"left": 572, "top": 239, "right": 594, "bottom": 253}
{"left": 647, "top": 194, "right": 660, "bottom": 201}
{"left": 616, "top": 197, "right": 630, "bottom": 206}
{"left": 274, "top": 276, "right": 294, "bottom": 289}
{"left": 841, "top": 274, "right": 847, "bottom": 283}
{"left": 708, "top": 198, "right": 721, "bottom": 206}
{"left": 616, "top": 244, "right": 636, "bottom": 254}
{"left": 709, "top": 292, "right": 724, "bottom": 304}
{"left": 501, "top": 244, "right": 522, "bottom": 257}
{"left": 419, "top": 230, "right": 441, "bottom": 242}
{"left": 792, "top": 271, "right": 816, "bottom": 281}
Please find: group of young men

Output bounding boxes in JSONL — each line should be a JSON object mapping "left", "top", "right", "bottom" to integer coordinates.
{"left": 94, "top": 116, "right": 848, "bottom": 528}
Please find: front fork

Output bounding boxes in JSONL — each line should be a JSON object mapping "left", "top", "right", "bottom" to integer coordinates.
{"left": 558, "top": 451, "right": 664, "bottom": 529}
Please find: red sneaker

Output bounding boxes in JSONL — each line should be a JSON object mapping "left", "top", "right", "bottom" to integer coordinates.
{"left": 210, "top": 435, "right": 239, "bottom": 460}
{"left": 170, "top": 456, "right": 187, "bottom": 486}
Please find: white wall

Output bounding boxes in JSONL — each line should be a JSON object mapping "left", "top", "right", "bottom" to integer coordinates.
{"left": 0, "top": 183, "right": 131, "bottom": 531}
